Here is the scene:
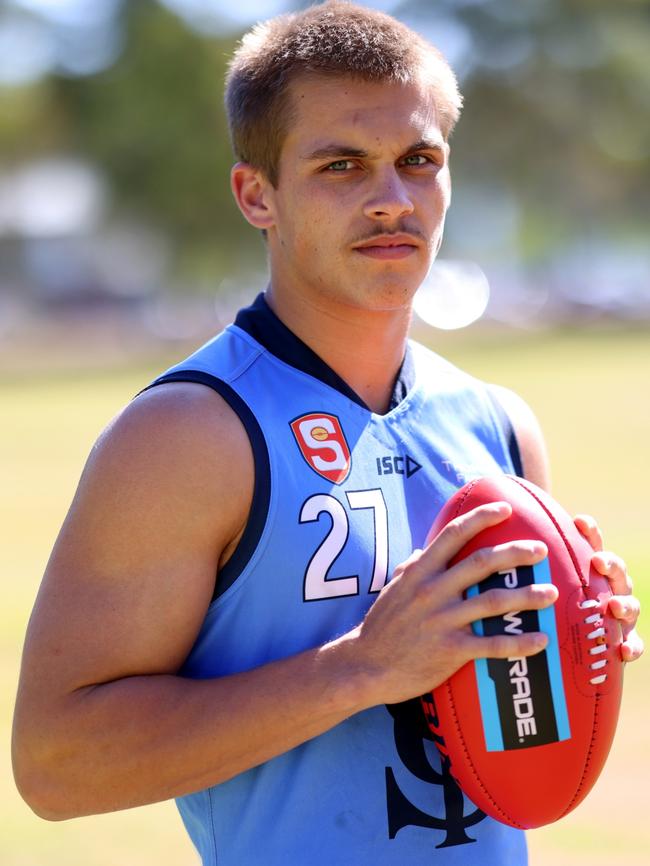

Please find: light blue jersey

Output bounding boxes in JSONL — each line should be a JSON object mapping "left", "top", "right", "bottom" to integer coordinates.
{"left": 147, "top": 294, "right": 527, "bottom": 865}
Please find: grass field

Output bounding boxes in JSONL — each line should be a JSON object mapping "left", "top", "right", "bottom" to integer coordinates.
{"left": 2, "top": 324, "right": 649, "bottom": 865}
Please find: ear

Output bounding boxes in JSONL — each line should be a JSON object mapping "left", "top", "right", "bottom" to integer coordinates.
{"left": 230, "top": 162, "right": 276, "bottom": 231}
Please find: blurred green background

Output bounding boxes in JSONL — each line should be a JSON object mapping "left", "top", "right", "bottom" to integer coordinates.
{"left": 2, "top": 1, "right": 649, "bottom": 864}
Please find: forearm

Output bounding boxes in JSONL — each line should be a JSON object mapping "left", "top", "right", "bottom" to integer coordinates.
{"left": 13, "top": 629, "right": 373, "bottom": 820}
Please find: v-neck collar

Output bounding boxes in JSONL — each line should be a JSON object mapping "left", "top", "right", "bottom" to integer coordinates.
{"left": 233, "top": 293, "right": 415, "bottom": 413}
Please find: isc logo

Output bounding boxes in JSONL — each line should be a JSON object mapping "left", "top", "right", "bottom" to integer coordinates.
{"left": 376, "top": 455, "right": 422, "bottom": 478}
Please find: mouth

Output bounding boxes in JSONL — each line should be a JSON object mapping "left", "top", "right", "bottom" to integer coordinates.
{"left": 352, "top": 233, "right": 421, "bottom": 261}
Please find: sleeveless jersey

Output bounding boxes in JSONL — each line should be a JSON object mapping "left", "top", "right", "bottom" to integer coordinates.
{"left": 147, "top": 294, "right": 527, "bottom": 866}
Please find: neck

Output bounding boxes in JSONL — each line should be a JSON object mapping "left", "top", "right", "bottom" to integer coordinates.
{"left": 265, "top": 286, "right": 412, "bottom": 414}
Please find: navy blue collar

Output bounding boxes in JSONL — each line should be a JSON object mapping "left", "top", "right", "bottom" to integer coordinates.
{"left": 234, "top": 293, "right": 415, "bottom": 413}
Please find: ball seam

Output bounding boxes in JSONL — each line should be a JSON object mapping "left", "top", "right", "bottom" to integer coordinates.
{"left": 445, "top": 678, "right": 525, "bottom": 829}
{"left": 509, "top": 476, "right": 588, "bottom": 589}
{"left": 562, "top": 692, "right": 601, "bottom": 817}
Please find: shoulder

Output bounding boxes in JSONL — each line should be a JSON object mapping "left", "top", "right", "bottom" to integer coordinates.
{"left": 489, "top": 384, "right": 550, "bottom": 491}
{"left": 409, "top": 340, "right": 550, "bottom": 488}
{"left": 410, "top": 341, "right": 550, "bottom": 489}
{"left": 97, "top": 380, "right": 253, "bottom": 480}
{"left": 82, "top": 381, "right": 254, "bottom": 568}
{"left": 113, "top": 378, "right": 252, "bottom": 443}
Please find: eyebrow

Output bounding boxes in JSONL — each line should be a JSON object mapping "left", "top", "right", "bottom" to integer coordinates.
{"left": 301, "top": 144, "right": 369, "bottom": 161}
{"left": 301, "top": 138, "right": 445, "bottom": 161}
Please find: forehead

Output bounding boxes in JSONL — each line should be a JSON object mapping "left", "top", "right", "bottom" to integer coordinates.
{"left": 282, "top": 73, "right": 443, "bottom": 156}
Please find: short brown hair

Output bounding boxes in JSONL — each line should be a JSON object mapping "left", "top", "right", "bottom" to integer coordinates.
{"left": 225, "top": 1, "right": 462, "bottom": 186}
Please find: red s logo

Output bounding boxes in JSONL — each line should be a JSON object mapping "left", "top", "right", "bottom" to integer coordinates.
{"left": 290, "top": 413, "right": 351, "bottom": 484}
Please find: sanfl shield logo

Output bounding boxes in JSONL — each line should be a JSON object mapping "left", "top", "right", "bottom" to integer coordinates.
{"left": 290, "top": 413, "right": 351, "bottom": 484}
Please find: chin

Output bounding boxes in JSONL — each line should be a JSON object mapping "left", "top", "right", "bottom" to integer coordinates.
{"left": 370, "top": 275, "right": 425, "bottom": 309}
{"left": 349, "top": 285, "right": 418, "bottom": 314}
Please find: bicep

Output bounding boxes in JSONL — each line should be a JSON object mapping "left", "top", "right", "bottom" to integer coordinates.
{"left": 18, "top": 385, "right": 253, "bottom": 703}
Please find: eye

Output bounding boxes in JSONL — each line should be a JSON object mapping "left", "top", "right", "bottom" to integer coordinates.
{"left": 325, "top": 160, "right": 355, "bottom": 172}
{"left": 402, "top": 154, "right": 430, "bottom": 167}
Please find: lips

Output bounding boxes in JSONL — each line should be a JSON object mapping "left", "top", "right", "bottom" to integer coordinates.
{"left": 352, "top": 234, "right": 420, "bottom": 260}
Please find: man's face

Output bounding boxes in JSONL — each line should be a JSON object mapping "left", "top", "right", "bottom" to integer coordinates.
{"left": 259, "top": 74, "right": 451, "bottom": 314}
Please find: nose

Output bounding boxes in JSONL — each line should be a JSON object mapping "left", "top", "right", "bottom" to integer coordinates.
{"left": 362, "top": 168, "right": 415, "bottom": 222}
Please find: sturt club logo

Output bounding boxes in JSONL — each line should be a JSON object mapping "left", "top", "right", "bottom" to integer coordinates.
{"left": 385, "top": 698, "right": 486, "bottom": 848}
{"left": 290, "top": 413, "right": 352, "bottom": 484}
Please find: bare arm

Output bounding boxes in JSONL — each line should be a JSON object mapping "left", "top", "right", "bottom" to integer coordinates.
{"left": 12, "top": 383, "right": 557, "bottom": 820}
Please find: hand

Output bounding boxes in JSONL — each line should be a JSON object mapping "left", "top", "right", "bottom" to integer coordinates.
{"left": 574, "top": 515, "right": 644, "bottom": 663}
{"left": 354, "top": 502, "right": 558, "bottom": 705}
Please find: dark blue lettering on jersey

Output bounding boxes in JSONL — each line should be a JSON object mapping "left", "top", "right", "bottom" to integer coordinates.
{"left": 376, "top": 455, "right": 422, "bottom": 478}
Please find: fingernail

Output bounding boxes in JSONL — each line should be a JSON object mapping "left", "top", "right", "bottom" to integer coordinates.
{"left": 532, "top": 633, "right": 548, "bottom": 650}
{"left": 538, "top": 582, "right": 556, "bottom": 595}
{"left": 534, "top": 585, "right": 557, "bottom": 605}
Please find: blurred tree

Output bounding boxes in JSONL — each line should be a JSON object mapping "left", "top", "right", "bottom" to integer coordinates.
{"left": 404, "top": 0, "right": 650, "bottom": 260}
{"left": 51, "top": 0, "right": 254, "bottom": 280}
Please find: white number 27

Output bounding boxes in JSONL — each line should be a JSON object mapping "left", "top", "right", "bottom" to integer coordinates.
{"left": 299, "top": 489, "right": 388, "bottom": 601}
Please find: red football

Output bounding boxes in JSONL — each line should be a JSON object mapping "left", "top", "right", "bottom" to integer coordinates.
{"left": 421, "top": 475, "right": 624, "bottom": 829}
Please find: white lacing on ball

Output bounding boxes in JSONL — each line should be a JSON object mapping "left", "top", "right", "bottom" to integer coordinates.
{"left": 579, "top": 599, "right": 608, "bottom": 685}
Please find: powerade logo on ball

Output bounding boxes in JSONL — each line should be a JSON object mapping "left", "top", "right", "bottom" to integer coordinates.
{"left": 468, "top": 559, "right": 571, "bottom": 751}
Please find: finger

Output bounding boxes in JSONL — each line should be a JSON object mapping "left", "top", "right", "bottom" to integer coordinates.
{"left": 423, "top": 502, "right": 512, "bottom": 571}
{"left": 592, "top": 551, "right": 633, "bottom": 596}
{"left": 393, "top": 547, "right": 423, "bottom": 578}
{"left": 441, "top": 539, "right": 548, "bottom": 596}
{"left": 621, "top": 630, "right": 644, "bottom": 663}
{"left": 574, "top": 514, "right": 604, "bottom": 552}
{"left": 466, "top": 629, "right": 549, "bottom": 661}
{"left": 450, "top": 582, "right": 558, "bottom": 630}
{"left": 608, "top": 593, "right": 641, "bottom": 627}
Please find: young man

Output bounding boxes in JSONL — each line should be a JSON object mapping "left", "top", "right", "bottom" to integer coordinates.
{"left": 13, "top": 3, "right": 642, "bottom": 864}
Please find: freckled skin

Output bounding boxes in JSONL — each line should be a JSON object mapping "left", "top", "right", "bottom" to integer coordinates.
{"left": 262, "top": 75, "right": 451, "bottom": 319}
